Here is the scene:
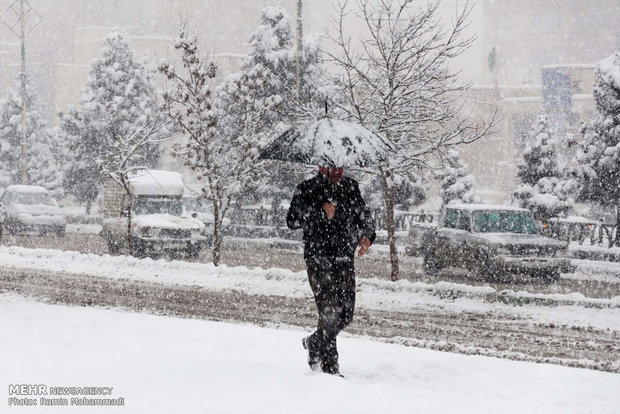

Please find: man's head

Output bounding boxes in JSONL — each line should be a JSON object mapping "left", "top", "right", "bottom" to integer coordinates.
{"left": 319, "top": 166, "right": 344, "bottom": 186}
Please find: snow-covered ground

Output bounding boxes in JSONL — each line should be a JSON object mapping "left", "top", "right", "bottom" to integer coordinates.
{"left": 566, "top": 259, "right": 620, "bottom": 283}
{"left": 1, "top": 294, "right": 618, "bottom": 414}
{"left": 569, "top": 240, "right": 620, "bottom": 255}
{"left": 0, "top": 245, "right": 618, "bottom": 332}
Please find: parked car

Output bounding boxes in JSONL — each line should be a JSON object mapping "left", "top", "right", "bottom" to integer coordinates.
{"left": 182, "top": 196, "right": 231, "bottom": 230}
{"left": 0, "top": 185, "right": 66, "bottom": 237}
{"left": 412, "top": 204, "right": 571, "bottom": 282}
{"left": 102, "top": 170, "right": 207, "bottom": 259}
{"left": 540, "top": 209, "right": 600, "bottom": 244}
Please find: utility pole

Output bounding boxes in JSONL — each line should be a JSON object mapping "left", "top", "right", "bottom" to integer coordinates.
{"left": 1, "top": 0, "right": 42, "bottom": 183}
{"left": 0, "top": 50, "right": 9, "bottom": 91}
{"left": 295, "top": 0, "right": 302, "bottom": 99}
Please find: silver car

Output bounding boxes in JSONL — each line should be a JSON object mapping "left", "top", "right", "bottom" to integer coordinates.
{"left": 0, "top": 185, "right": 66, "bottom": 237}
{"left": 422, "top": 204, "right": 571, "bottom": 282}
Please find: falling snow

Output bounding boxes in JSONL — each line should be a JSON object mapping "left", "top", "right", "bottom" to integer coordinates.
{"left": 0, "top": 1, "right": 619, "bottom": 413}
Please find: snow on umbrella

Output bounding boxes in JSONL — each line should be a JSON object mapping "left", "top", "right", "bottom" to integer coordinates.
{"left": 259, "top": 118, "right": 395, "bottom": 168}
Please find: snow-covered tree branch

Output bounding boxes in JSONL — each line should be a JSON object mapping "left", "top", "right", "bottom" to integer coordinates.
{"left": 512, "top": 114, "right": 571, "bottom": 220}
{"left": 0, "top": 73, "right": 63, "bottom": 193}
{"left": 325, "top": 0, "right": 496, "bottom": 280}
{"left": 59, "top": 31, "right": 170, "bottom": 213}
{"left": 159, "top": 20, "right": 259, "bottom": 266}
{"left": 575, "top": 52, "right": 620, "bottom": 227}
{"left": 59, "top": 31, "right": 171, "bottom": 248}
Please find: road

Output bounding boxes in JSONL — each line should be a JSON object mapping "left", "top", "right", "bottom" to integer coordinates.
{"left": 2, "top": 232, "right": 618, "bottom": 299}
{"left": 1, "top": 232, "right": 619, "bottom": 373}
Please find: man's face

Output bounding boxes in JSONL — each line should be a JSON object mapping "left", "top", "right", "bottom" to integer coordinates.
{"left": 319, "top": 166, "right": 344, "bottom": 186}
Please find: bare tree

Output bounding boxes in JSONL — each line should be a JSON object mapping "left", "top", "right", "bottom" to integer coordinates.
{"left": 159, "top": 22, "right": 266, "bottom": 266}
{"left": 325, "top": 0, "right": 495, "bottom": 280}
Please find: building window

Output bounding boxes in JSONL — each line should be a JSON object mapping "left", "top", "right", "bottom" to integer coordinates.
{"left": 542, "top": 67, "right": 572, "bottom": 111}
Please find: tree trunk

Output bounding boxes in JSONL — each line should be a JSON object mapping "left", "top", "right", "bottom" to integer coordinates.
{"left": 212, "top": 200, "right": 221, "bottom": 266}
{"left": 616, "top": 204, "right": 620, "bottom": 247}
{"left": 271, "top": 195, "right": 282, "bottom": 236}
{"left": 85, "top": 199, "right": 92, "bottom": 216}
{"left": 381, "top": 170, "right": 399, "bottom": 281}
{"left": 127, "top": 201, "right": 134, "bottom": 255}
{"left": 120, "top": 176, "right": 134, "bottom": 256}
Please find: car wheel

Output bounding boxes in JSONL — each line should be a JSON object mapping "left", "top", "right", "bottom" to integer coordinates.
{"left": 187, "top": 247, "right": 201, "bottom": 260}
{"left": 471, "top": 251, "right": 490, "bottom": 280}
{"left": 133, "top": 246, "right": 147, "bottom": 259}
{"left": 423, "top": 252, "right": 442, "bottom": 276}
{"left": 107, "top": 240, "right": 120, "bottom": 256}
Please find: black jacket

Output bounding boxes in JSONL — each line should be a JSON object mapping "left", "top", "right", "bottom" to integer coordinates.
{"left": 287, "top": 173, "right": 376, "bottom": 259}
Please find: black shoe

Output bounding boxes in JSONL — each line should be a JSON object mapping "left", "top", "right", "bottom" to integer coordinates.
{"left": 302, "top": 336, "right": 321, "bottom": 371}
{"left": 322, "top": 363, "right": 343, "bottom": 378}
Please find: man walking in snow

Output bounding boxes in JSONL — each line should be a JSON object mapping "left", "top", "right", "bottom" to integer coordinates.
{"left": 287, "top": 166, "right": 376, "bottom": 376}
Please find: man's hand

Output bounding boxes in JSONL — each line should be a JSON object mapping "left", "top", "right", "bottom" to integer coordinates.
{"left": 358, "top": 236, "right": 371, "bottom": 256}
{"left": 323, "top": 202, "right": 336, "bottom": 219}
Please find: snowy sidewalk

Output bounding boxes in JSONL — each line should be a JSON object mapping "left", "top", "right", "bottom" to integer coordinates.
{"left": 1, "top": 294, "right": 618, "bottom": 414}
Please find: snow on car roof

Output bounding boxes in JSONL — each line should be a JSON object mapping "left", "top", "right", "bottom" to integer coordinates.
{"left": 549, "top": 215, "right": 600, "bottom": 224}
{"left": 128, "top": 170, "right": 184, "bottom": 197}
{"left": 446, "top": 203, "right": 529, "bottom": 212}
{"left": 5, "top": 185, "right": 48, "bottom": 193}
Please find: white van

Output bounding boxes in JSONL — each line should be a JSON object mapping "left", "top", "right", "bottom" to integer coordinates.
{"left": 102, "top": 170, "right": 207, "bottom": 259}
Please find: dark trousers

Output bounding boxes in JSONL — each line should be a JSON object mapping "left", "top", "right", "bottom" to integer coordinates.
{"left": 305, "top": 256, "right": 356, "bottom": 370}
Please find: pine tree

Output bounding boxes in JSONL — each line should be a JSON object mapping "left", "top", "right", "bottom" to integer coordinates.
{"left": 577, "top": 52, "right": 620, "bottom": 217}
{"left": 512, "top": 114, "right": 570, "bottom": 220}
{"left": 228, "top": 7, "right": 330, "bottom": 203}
{"left": 61, "top": 31, "right": 169, "bottom": 205}
{"left": 58, "top": 110, "right": 101, "bottom": 213}
{"left": 0, "top": 73, "right": 61, "bottom": 191}
{"left": 0, "top": 92, "right": 24, "bottom": 188}
{"left": 243, "top": 6, "right": 295, "bottom": 132}
{"left": 439, "top": 148, "right": 478, "bottom": 205}
{"left": 27, "top": 129, "right": 63, "bottom": 194}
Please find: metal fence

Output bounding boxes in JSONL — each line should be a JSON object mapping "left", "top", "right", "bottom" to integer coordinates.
{"left": 230, "top": 206, "right": 438, "bottom": 232}
{"left": 231, "top": 205, "right": 620, "bottom": 249}
{"left": 371, "top": 210, "right": 438, "bottom": 231}
{"left": 229, "top": 206, "right": 284, "bottom": 227}
{"left": 541, "top": 220, "right": 620, "bottom": 248}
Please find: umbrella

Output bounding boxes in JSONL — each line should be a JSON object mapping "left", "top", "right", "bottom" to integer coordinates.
{"left": 259, "top": 118, "right": 395, "bottom": 168}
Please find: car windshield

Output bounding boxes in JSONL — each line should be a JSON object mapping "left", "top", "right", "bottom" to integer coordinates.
{"left": 134, "top": 199, "right": 182, "bottom": 216}
{"left": 472, "top": 210, "right": 537, "bottom": 234}
{"left": 184, "top": 198, "right": 209, "bottom": 213}
{"left": 12, "top": 192, "right": 56, "bottom": 206}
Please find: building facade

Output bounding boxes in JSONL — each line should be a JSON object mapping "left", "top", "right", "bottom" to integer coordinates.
{"left": 457, "top": 0, "right": 619, "bottom": 203}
